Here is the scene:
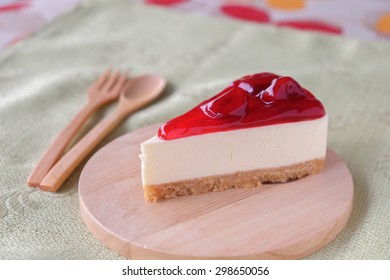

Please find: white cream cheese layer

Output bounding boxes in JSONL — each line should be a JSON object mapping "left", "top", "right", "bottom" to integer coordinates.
{"left": 140, "top": 115, "right": 328, "bottom": 187}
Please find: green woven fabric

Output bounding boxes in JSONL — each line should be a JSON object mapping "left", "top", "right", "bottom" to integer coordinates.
{"left": 0, "top": 0, "right": 389, "bottom": 259}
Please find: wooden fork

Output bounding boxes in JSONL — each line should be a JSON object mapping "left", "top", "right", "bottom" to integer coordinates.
{"left": 27, "top": 69, "right": 128, "bottom": 187}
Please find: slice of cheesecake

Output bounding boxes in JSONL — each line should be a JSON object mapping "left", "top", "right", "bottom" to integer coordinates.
{"left": 140, "top": 73, "right": 328, "bottom": 202}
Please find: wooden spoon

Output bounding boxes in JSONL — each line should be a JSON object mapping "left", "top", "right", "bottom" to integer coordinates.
{"left": 39, "top": 74, "right": 166, "bottom": 192}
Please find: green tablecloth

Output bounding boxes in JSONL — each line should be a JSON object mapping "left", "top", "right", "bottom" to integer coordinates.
{"left": 0, "top": 0, "right": 389, "bottom": 259}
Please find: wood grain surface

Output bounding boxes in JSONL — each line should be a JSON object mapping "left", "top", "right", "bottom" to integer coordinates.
{"left": 78, "top": 124, "right": 353, "bottom": 259}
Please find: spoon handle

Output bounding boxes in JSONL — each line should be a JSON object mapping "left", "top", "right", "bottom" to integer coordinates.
{"left": 27, "top": 101, "right": 99, "bottom": 187}
{"left": 39, "top": 110, "right": 124, "bottom": 192}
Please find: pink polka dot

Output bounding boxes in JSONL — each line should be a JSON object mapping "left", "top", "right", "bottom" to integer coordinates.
{"left": 7, "top": 32, "right": 30, "bottom": 47}
{"left": 221, "top": 5, "right": 270, "bottom": 23}
{"left": 0, "top": 2, "right": 30, "bottom": 13}
{"left": 145, "top": 0, "right": 187, "bottom": 6}
{"left": 276, "top": 20, "right": 342, "bottom": 35}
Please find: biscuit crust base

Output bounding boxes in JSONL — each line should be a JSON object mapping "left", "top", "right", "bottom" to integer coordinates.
{"left": 144, "top": 158, "right": 325, "bottom": 202}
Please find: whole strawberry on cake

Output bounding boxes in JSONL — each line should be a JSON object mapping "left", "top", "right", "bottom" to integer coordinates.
{"left": 140, "top": 73, "right": 328, "bottom": 202}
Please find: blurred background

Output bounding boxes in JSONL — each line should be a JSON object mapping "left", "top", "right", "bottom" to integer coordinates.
{"left": 0, "top": 0, "right": 389, "bottom": 50}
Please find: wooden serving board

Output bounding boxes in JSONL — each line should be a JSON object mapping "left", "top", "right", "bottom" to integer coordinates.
{"left": 79, "top": 124, "right": 353, "bottom": 259}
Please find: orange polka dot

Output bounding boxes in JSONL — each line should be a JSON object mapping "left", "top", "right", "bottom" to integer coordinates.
{"left": 266, "top": 0, "right": 305, "bottom": 11}
{"left": 376, "top": 13, "right": 390, "bottom": 35}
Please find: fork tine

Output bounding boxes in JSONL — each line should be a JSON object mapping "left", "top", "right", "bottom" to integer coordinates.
{"left": 109, "top": 71, "right": 128, "bottom": 94}
{"left": 94, "top": 68, "right": 112, "bottom": 90}
{"left": 101, "top": 71, "right": 121, "bottom": 92}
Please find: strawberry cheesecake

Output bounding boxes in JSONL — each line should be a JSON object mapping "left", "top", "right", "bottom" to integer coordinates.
{"left": 140, "top": 73, "right": 328, "bottom": 202}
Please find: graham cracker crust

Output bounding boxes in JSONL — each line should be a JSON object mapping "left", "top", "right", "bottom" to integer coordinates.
{"left": 144, "top": 158, "right": 325, "bottom": 202}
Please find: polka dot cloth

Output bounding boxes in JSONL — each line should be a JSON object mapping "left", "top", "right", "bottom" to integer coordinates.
{"left": 0, "top": 0, "right": 389, "bottom": 50}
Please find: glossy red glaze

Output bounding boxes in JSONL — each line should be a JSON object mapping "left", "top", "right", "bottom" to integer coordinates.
{"left": 158, "top": 73, "right": 325, "bottom": 140}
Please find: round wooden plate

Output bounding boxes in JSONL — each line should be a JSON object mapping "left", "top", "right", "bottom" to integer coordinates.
{"left": 79, "top": 124, "right": 353, "bottom": 259}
